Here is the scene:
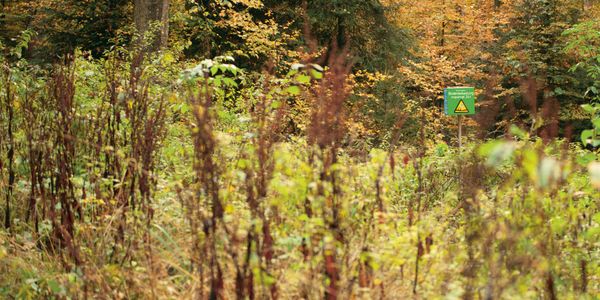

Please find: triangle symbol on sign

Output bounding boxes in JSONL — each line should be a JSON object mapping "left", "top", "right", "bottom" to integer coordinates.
{"left": 454, "top": 100, "right": 469, "bottom": 113}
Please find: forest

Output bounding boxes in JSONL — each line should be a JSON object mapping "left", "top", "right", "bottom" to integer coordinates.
{"left": 0, "top": 0, "right": 599, "bottom": 299}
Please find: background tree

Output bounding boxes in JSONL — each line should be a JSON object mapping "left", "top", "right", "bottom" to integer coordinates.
{"left": 1, "top": 0, "right": 132, "bottom": 60}
{"left": 134, "top": 0, "right": 170, "bottom": 49}
{"left": 263, "top": 0, "right": 411, "bottom": 72}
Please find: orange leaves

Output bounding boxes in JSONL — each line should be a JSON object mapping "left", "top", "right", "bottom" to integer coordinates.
{"left": 388, "top": 0, "right": 517, "bottom": 88}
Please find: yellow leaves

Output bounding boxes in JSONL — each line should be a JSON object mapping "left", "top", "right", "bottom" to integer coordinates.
{"left": 225, "top": 203, "right": 235, "bottom": 214}
{"left": 347, "top": 117, "right": 376, "bottom": 140}
{"left": 211, "top": 3, "right": 296, "bottom": 63}
{"left": 387, "top": 0, "right": 516, "bottom": 88}
{"left": 167, "top": 93, "right": 179, "bottom": 104}
{"left": 161, "top": 52, "right": 176, "bottom": 65}
{"left": 81, "top": 197, "right": 106, "bottom": 206}
{"left": 0, "top": 232, "right": 7, "bottom": 261}
{"left": 12, "top": 99, "right": 21, "bottom": 110}
{"left": 352, "top": 70, "right": 391, "bottom": 91}
{"left": 232, "top": 0, "right": 264, "bottom": 9}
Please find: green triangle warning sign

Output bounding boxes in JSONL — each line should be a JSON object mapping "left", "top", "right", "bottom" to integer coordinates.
{"left": 454, "top": 100, "right": 469, "bottom": 113}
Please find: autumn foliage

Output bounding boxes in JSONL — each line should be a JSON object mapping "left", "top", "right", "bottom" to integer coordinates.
{"left": 0, "top": 0, "right": 599, "bottom": 299}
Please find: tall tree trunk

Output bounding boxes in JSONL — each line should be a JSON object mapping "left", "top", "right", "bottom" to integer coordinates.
{"left": 160, "top": 0, "right": 170, "bottom": 48}
{"left": 3, "top": 70, "right": 14, "bottom": 230}
{"left": 134, "top": 0, "right": 169, "bottom": 50}
{"left": 134, "top": 0, "right": 150, "bottom": 36}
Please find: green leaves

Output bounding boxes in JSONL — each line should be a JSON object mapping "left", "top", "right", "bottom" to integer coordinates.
{"left": 478, "top": 140, "right": 517, "bottom": 168}
{"left": 576, "top": 152, "right": 597, "bottom": 166}
{"left": 564, "top": 21, "right": 600, "bottom": 58}
{"left": 435, "top": 142, "right": 449, "bottom": 157}
{"left": 180, "top": 56, "right": 241, "bottom": 83}
{"left": 310, "top": 69, "right": 323, "bottom": 80}
{"left": 47, "top": 279, "right": 65, "bottom": 295}
{"left": 581, "top": 129, "right": 594, "bottom": 145}
{"left": 289, "top": 63, "right": 324, "bottom": 84}
{"left": 10, "top": 30, "right": 35, "bottom": 59}
{"left": 550, "top": 216, "right": 567, "bottom": 235}
{"left": 580, "top": 103, "right": 600, "bottom": 147}
{"left": 479, "top": 138, "right": 567, "bottom": 189}
{"left": 285, "top": 86, "right": 301, "bottom": 96}
{"left": 296, "top": 74, "right": 311, "bottom": 84}
{"left": 510, "top": 125, "right": 529, "bottom": 140}
{"left": 581, "top": 104, "right": 597, "bottom": 114}
{"left": 537, "top": 157, "right": 561, "bottom": 189}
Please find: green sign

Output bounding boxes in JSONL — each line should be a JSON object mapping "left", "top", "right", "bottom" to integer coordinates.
{"left": 444, "top": 87, "right": 475, "bottom": 115}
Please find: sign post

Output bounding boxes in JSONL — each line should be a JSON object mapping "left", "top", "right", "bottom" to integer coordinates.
{"left": 458, "top": 115, "right": 462, "bottom": 150}
{"left": 444, "top": 87, "right": 475, "bottom": 152}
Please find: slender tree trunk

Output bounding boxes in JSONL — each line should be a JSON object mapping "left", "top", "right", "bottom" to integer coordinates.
{"left": 4, "top": 70, "right": 14, "bottom": 230}
{"left": 440, "top": 0, "right": 446, "bottom": 48}
{"left": 160, "top": 0, "right": 170, "bottom": 48}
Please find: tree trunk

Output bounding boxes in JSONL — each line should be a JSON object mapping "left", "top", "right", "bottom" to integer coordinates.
{"left": 134, "top": 0, "right": 169, "bottom": 50}
{"left": 3, "top": 70, "right": 15, "bottom": 230}
{"left": 160, "top": 0, "right": 170, "bottom": 48}
{"left": 134, "top": 0, "right": 150, "bottom": 37}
